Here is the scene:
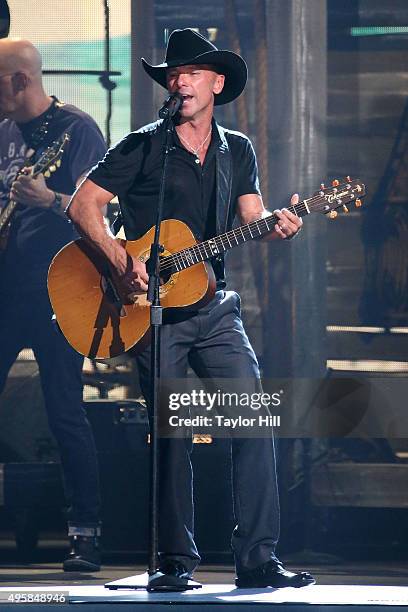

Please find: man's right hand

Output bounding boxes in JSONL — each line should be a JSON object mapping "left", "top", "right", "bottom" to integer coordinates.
{"left": 113, "top": 254, "right": 149, "bottom": 300}
{"left": 66, "top": 179, "right": 150, "bottom": 300}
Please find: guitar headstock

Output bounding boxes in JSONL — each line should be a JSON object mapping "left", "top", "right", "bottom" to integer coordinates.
{"left": 33, "top": 132, "right": 70, "bottom": 179}
{"left": 309, "top": 177, "right": 366, "bottom": 218}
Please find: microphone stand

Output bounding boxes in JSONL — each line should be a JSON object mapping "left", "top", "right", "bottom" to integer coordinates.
{"left": 146, "top": 96, "right": 201, "bottom": 591}
{"left": 145, "top": 113, "right": 173, "bottom": 589}
{"left": 106, "top": 94, "right": 200, "bottom": 592}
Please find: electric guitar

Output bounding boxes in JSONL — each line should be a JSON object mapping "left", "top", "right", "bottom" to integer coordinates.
{"left": 0, "top": 133, "right": 70, "bottom": 253}
{"left": 47, "top": 177, "right": 365, "bottom": 359}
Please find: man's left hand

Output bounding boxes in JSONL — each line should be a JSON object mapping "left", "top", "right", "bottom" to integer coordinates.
{"left": 273, "top": 193, "right": 303, "bottom": 240}
{"left": 10, "top": 168, "right": 54, "bottom": 208}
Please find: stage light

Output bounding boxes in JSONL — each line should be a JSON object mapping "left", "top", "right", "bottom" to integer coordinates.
{"left": 327, "top": 359, "right": 408, "bottom": 373}
{"left": 327, "top": 325, "right": 386, "bottom": 334}
{"left": 351, "top": 26, "right": 408, "bottom": 37}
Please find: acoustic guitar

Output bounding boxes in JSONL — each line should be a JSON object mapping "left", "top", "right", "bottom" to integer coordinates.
{"left": 47, "top": 177, "right": 365, "bottom": 359}
{"left": 0, "top": 133, "right": 70, "bottom": 253}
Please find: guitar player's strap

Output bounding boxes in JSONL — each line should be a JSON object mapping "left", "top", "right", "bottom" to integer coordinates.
{"left": 214, "top": 125, "right": 233, "bottom": 237}
{"left": 111, "top": 209, "right": 123, "bottom": 235}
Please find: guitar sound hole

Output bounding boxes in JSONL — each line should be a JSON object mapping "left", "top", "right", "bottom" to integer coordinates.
{"left": 145, "top": 255, "right": 175, "bottom": 286}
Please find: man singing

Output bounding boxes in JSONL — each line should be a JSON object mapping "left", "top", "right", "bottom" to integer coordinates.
{"left": 67, "top": 28, "right": 314, "bottom": 590}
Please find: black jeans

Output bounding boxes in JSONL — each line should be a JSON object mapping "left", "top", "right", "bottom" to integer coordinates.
{"left": 136, "top": 290, "right": 280, "bottom": 573}
{"left": 0, "top": 289, "right": 100, "bottom": 532}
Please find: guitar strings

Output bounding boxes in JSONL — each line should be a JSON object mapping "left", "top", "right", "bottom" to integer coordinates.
{"left": 159, "top": 201, "right": 309, "bottom": 273}
{"left": 158, "top": 184, "right": 359, "bottom": 273}
{"left": 160, "top": 199, "right": 311, "bottom": 272}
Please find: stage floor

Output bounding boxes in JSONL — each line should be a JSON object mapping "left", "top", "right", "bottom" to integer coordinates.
{"left": 0, "top": 562, "right": 408, "bottom": 609}
{"left": 1, "top": 582, "right": 408, "bottom": 607}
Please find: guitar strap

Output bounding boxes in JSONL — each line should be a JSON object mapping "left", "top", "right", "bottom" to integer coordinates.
{"left": 25, "top": 96, "right": 63, "bottom": 158}
{"left": 214, "top": 124, "right": 233, "bottom": 237}
{"left": 111, "top": 209, "right": 123, "bottom": 236}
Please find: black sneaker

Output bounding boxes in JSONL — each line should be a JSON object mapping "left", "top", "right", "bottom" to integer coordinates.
{"left": 63, "top": 535, "right": 101, "bottom": 572}
{"left": 236, "top": 560, "right": 315, "bottom": 589}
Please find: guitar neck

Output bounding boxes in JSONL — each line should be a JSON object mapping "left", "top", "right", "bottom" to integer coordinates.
{"left": 162, "top": 199, "right": 311, "bottom": 273}
{"left": 0, "top": 133, "right": 70, "bottom": 241}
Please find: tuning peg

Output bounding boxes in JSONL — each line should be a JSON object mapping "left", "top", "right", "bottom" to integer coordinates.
{"left": 342, "top": 204, "right": 349, "bottom": 213}
{"left": 320, "top": 183, "right": 325, "bottom": 190}
{"left": 44, "top": 170, "right": 51, "bottom": 178}
{"left": 56, "top": 160, "right": 61, "bottom": 167}
{"left": 49, "top": 165, "right": 56, "bottom": 173}
{"left": 329, "top": 210, "right": 338, "bottom": 219}
{"left": 346, "top": 175, "right": 352, "bottom": 182}
{"left": 332, "top": 179, "right": 340, "bottom": 187}
{"left": 355, "top": 198, "right": 362, "bottom": 208}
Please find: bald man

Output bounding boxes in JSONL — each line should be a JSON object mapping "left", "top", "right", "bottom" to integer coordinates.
{"left": 0, "top": 39, "right": 107, "bottom": 571}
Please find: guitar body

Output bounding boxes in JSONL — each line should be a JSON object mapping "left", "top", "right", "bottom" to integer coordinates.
{"left": 48, "top": 178, "right": 365, "bottom": 359}
{"left": 47, "top": 219, "right": 216, "bottom": 359}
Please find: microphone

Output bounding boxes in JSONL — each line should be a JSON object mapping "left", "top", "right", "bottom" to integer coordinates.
{"left": 158, "top": 92, "right": 183, "bottom": 119}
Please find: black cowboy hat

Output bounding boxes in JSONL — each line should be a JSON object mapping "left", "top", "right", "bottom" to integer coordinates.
{"left": 141, "top": 28, "right": 247, "bottom": 106}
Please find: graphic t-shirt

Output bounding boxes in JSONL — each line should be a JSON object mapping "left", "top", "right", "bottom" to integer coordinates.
{"left": 0, "top": 102, "right": 106, "bottom": 293}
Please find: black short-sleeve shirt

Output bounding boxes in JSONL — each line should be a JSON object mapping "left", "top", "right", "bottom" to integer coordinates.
{"left": 89, "top": 119, "right": 261, "bottom": 285}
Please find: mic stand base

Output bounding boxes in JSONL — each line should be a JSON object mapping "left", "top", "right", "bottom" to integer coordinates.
{"left": 147, "top": 571, "right": 202, "bottom": 592}
{"left": 105, "top": 572, "right": 149, "bottom": 590}
{"left": 104, "top": 571, "right": 202, "bottom": 592}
